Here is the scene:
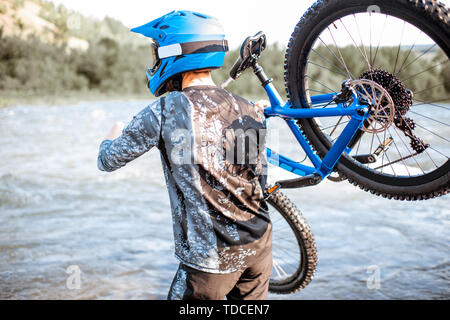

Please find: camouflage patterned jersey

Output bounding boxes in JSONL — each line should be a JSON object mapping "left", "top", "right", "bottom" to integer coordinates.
{"left": 98, "top": 85, "right": 271, "bottom": 273}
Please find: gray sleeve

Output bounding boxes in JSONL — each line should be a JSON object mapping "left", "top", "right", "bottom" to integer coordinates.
{"left": 97, "top": 100, "right": 162, "bottom": 172}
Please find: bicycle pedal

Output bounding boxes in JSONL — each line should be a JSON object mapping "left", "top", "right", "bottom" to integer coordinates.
{"left": 352, "top": 154, "right": 377, "bottom": 164}
{"left": 374, "top": 137, "right": 394, "bottom": 156}
{"left": 351, "top": 137, "right": 393, "bottom": 164}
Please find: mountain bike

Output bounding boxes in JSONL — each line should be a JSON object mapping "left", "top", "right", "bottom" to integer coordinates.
{"left": 223, "top": 0, "right": 449, "bottom": 294}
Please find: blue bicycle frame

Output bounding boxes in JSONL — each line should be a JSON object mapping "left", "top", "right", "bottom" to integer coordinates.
{"left": 262, "top": 81, "right": 370, "bottom": 184}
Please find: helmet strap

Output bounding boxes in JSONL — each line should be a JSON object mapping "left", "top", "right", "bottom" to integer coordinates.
{"left": 165, "top": 75, "right": 183, "bottom": 93}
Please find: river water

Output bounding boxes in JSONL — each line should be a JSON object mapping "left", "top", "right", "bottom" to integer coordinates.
{"left": 0, "top": 100, "right": 448, "bottom": 300}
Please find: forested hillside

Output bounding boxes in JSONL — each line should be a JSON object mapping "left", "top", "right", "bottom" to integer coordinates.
{"left": 0, "top": 0, "right": 448, "bottom": 106}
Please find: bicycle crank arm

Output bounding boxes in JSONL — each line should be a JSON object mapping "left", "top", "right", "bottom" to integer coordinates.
{"left": 274, "top": 173, "right": 322, "bottom": 190}
{"left": 328, "top": 136, "right": 393, "bottom": 182}
{"left": 327, "top": 154, "right": 377, "bottom": 184}
{"left": 351, "top": 137, "right": 393, "bottom": 164}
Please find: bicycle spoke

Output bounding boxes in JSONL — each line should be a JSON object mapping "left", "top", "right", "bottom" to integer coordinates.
{"left": 395, "top": 30, "right": 423, "bottom": 77}
{"left": 369, "top": 11, "right": 373, "bottom": 64}
{"left": 388, "top": 129, "right": 416, "bottom": 176}
{"left": 311, "top": 102, "right": 338, "bottom": 109}
{"left": 273, "top": 248, "right": 300, "bottom": 267}
{"left": 414, "top": 122, "right": 450, "bottom": 144}
{"left": 338, "top": 18, "right": 372, "bottom": 71}
{"left": 326, "top": 27, "right": 354, "bottom": 79}
{"left": 393, "top": 21, "right": 406, "bottom": 74}
{"left": 355, "top": 131, "right": 363, "bottom": 156}
{"left": 413, "top": 81, "right": 450, "bottom": 96}
{"left": 380, "top": 129, "right": 388, "bottom": 174}
{"left": 274, "top": 235, "right": 299, "bottom": 242}
{"left": 374, "top": 151, "right": 422, "bottom": 170}
{"left": 367, "top": 122, "right": 398, "bottom": 175}
{"left": 369, "top": 130, "right": 376, "bottom": 155}
{"left": 308, "top": 60, "right": 348, "bottom": 78}
{"left": 377, "top": 99, "right": 429, "bottom": 174}
{"left": 428, "top": 146, "right": 450, "bottom": 159}
{"left": 353, "top": 14, "right": 371, "bottom": 71}
{"left": 396, "top": 43, "right": 437, "bottom": 76}
{"left": 318, "top": 36, "right": 353, "bottom": 79}
{"left": 271, "top": 215, "right": 287, "bottom": 224}
{"left": 402, "top": 60, "right": 449, "bottom": 83}
{"left": 408, "top": 110, "right": 450, "bottom": 127}
{"left": 274, "top": 225, "right": 296, "bottom": 233}
{"left": 412, "top": 98, "right": 450, "bottom": 110}
{"left": 385, "top": 128, "right": 412, "bottom": 176}
{"left": 398, "top": 113, "right": 439, "bottom": 169}
{"left": 306, "top": 88, "right": 335, "bottom": 95}
{"left": 305, "top": 75, "right": 336, "bottom": 93}
{"left": 372, "top": 14, "right": 389, "bottom": 67}
{"left": 274, "top": 244, "right": 299, "bottom": 257}
{"left": 311, "top": 48, "right": 349, "bottom": 77}
{"left": 272, "top": 260, "right": 286, "bottom": 279}
{"left": 329, "top": 116, "right": 345, "bottom": 137}
{"left": 275, "top": 242, "right": 298, "bottom": 265}
{"left": 321, "top": 119, "right": 350, "bottom": 132}
{"left": 391, "top": 125, "right": 426, "bottom": 174}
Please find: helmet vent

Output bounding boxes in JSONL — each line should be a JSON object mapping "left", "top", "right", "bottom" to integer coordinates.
{"left": 193, "top": 12, "right": 208, "bottom": 19}
{"left": 159, "top": 61, "right": 168, "bottom": 76}
{"left": 174, "top": 55, "right": 185, "bottom": 62}
{"left": 159, "top": 25, "right": 169, "bottom": 30}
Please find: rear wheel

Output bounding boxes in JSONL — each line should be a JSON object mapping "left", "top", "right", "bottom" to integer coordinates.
{"left": 285, "top": 0, "right": 450, "bottom": 200}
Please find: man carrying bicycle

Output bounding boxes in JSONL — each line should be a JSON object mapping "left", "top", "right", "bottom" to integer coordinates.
{"left": 97, "top": 10, "right": 272, "bottom": 300}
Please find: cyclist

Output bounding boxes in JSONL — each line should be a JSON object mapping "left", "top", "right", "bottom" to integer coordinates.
{"left": 97, "top": 10, "right": 272, "bottom": 300}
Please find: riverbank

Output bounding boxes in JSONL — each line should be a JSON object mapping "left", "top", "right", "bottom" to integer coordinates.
{"left": 0, "top": 90, "right": 153, "bottom": 108}
{"left": 0, "top": 89, "right": 265, "bottom": 108}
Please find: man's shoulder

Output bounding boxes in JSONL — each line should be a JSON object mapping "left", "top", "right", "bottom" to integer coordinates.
{"left": 163, "top": 91, "right": 191, "bottom": 109}
{"left": 224, "top": 90, "right": 253, "bottom": 106}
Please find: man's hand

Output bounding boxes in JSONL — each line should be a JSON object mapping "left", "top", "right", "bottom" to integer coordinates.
{"left": 103, "top": 121, "right": 125, "bottom": 141}
{"left": 254, "top": 100, "right": 270, "bottom": 113}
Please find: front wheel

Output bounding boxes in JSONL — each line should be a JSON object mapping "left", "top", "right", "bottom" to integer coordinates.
{"left": 266, "top": 188, "right": 317, "bottom": 294}
{"left": 285, "top": 0, "right": 450, "bottom": 200}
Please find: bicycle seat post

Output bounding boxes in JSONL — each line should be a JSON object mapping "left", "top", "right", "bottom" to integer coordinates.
{"left": 252, "top": 62, "right": 271, "bottom": 87}
{"left": 253, "top": 62, "right": 283, "bottom": 107}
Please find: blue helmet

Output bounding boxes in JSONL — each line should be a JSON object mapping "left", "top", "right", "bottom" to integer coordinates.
{"left": 131, "top": 11, "right": 229, "bottom": 97}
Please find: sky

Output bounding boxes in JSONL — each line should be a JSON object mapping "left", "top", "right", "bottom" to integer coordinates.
{"left": 52, "top": 0, "right": 450, "bottom": 49}
{"left": 50, "top": 0, "right": 316, "bottom": 49}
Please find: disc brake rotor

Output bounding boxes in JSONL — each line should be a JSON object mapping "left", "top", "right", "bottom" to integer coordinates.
{"left": 348, "top": 79, "right": 395, "bottom": 133}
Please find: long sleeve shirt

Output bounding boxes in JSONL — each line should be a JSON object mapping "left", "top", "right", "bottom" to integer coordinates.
{"left": 98, "top": 85, "right": 271, "bottom": 273}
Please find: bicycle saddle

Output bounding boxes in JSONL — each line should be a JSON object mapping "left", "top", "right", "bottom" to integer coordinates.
{"left": 230, "top": 31, "right": 267, "bottom": 80}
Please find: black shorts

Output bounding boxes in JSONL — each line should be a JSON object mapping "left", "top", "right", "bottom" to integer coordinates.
{"left": 167, "top": 252, "right": 272, "bottom": 300}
